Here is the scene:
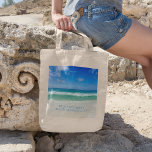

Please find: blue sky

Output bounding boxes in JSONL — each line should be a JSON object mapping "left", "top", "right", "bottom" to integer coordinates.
{"left": 0, "top": 0, "right": 23, "bottom": 7}
{"left": 48, "top": 66, "right": 98, "bottom": 91}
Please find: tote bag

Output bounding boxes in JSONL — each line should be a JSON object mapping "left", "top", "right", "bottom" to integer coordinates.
{"left": 39, "top": 30, "right": 109, "bottom": 133}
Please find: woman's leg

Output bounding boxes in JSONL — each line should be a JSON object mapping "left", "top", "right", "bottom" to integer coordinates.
{"left": 107, "top": 19, "right": 152, "bottom": 89}
{"left": 142, "top": 60, "right": 152, "bottom": 89}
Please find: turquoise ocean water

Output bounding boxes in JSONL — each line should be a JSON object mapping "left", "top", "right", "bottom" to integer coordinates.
{"left": 48, "top": 88, "right": 97, "bottom": 101}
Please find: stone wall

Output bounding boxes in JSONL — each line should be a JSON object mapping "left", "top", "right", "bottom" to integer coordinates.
{"left": 0, "top": 20, "right": 143, "bottom": 131}
{"left": 0, "top": 21, "right": 96, "bottom": 131}
{"left": 0, "top": 19, "right": 145, "bottom": 131}
{"left": 0, "top": 1, "right": 151, "bottom": 151}
{"left": 123, "top": 0, "right": 152, "bottom": 28}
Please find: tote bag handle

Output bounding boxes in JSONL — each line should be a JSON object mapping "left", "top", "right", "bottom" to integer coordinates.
{"left": 55, "top": 28, "right": 94, "bottom": 51}
{"left": 55, "top": 28, "right": 63, "bottom": 49}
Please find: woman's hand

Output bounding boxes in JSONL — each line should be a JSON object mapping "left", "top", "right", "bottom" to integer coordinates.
{"left": 52, "top": 13, "right": 75, "bottom": 31}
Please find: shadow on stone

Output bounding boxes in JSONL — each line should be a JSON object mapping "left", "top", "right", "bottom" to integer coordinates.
{"left": 0, "top": 130, "right": 35, "bottom": 151}
{"left": 54, "top": 113, "right": 152, "bottom": 152}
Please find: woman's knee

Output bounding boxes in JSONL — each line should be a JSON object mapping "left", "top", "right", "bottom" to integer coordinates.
{"left": 107, "top": 49, "right": 151, "bottom": 67}
{"left": 134, "top": 56, "right": 151, "bottom": 67}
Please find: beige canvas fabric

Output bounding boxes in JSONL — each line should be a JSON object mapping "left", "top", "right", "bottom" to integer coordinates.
{"left": 39, "top": 47, "right": 108, "bottom": 133}
{"left": 39, "top": 28, "right": 108, "bottom": 133}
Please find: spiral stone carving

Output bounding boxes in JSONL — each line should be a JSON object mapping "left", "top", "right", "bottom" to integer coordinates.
{"left": 0, "top": 91, "right": 40, "bottom": 130}
{"left": 0, "top": 90, "right": 10, "bottom": 117}
{"left": 10, "top": 62, "right": 40, "bottom": 94}
{"left": 0, "top": 63, "right": 8, "bottom": 88}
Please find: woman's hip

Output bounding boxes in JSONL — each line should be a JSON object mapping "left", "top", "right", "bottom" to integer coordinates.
{"left": 70, "top": 4, "right": 132, "bottom": 50}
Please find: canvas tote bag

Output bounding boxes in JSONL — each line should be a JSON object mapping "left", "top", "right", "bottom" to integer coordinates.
{"left": 39, "top": 29, "right": 109, "bottom": 133}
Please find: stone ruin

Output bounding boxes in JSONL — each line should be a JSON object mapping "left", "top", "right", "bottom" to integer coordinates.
{"left": 0, "top": 0, "right": 152, "bottom": 148}
{"left": 0, "top": 19, "right": 143, "bottom": 132}
{"left": 0, "top": 20, "right": 95, "bottom": 131}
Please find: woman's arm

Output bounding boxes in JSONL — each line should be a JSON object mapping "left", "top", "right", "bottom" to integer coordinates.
{"left": 52, "top": 0, "right": 74, "bottom": 31}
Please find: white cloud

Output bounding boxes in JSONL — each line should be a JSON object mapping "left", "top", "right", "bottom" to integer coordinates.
{"left": 77, "top": 78, "right": 84, "bottom": 82}
{"left": 56, "top": 79, "right": 65, "bottom": 83}
{"left": 49, "top": 66, "right": 70, "bottom": 78}
{"left": 49, "top": 70, "right": 61, "bottom": 77}
{"left": 89, "top": 69, "right": 98, "bottom": 75}
{"left": 56, "top": 66, "right": 69, "bottom": 71}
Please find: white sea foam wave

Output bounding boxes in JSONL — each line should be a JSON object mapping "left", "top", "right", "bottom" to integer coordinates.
{"left": 48, "top": 91, "right": 97, "bottom": 96}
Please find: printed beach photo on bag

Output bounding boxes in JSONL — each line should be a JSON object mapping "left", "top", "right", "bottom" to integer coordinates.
{"left": 47, "top": 66, "right": 98, "bottom": 118}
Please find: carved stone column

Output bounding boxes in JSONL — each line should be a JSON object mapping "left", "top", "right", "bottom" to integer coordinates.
{"left": 0, "top": 21, "right": 90, "bottom": 131}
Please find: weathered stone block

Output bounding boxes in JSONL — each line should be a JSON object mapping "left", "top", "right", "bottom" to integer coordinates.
{"left": 0, "top": 20, "right": 94, "bottom": 131}
{"left": 0, "top": 130, "right": 35, "bottom": 152}
{"left": 58, "top": 132, "right": 133, "bottom": 152}
{"left": 108, "top": 53, "right": 136, "bottom": 81}
{"left": 0, "top": 19, "right": 142, "bottom": 131}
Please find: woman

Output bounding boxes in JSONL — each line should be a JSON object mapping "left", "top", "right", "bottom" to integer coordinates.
{"left": 51, "top": 0, "right": 152, "bottom": 89}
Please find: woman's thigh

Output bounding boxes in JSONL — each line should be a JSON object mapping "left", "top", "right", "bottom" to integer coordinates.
{"left": 74, "top": 4, "right": 152, "bottom": 58}
{"left": 74, "top": 5, "right": 134, "bottom": 51}
{"left": 107, "top": 19, "right": 152, "bottom": 58}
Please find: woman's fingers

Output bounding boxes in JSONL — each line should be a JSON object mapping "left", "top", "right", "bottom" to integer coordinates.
{"left": 67, "top": 18, "right": 75, "bottom": 30}
{"left": 59, "top": 17, "right": 72, "bottom": 31}
{"left": 56, "top": 20, "right": 61, "bottom": 29}
{"left": 52, "top": 13, "right": 75, "bottom": 31}
{"left": 59, "top": 19, "right": 65, "bottom": 30}
{"left": 63, "top": 18, "right": 69, "bottom": 30}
